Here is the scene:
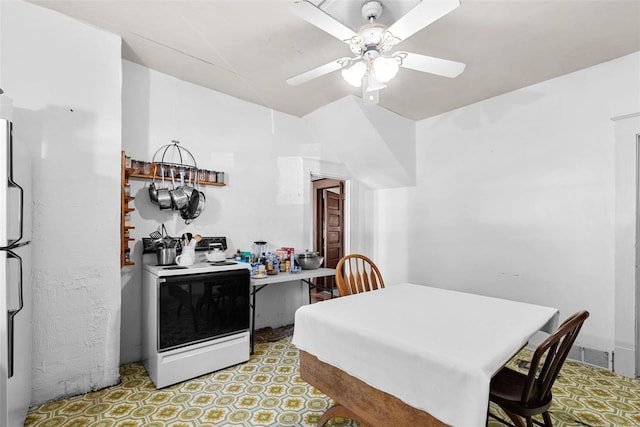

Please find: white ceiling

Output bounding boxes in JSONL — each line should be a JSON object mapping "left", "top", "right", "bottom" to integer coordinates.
{"left": 30, "top": 0, "right": 640, "bottom": 121}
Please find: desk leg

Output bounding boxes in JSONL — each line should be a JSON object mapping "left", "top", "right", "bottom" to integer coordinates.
{"left": 329, "top": 275, "right": 335, "bottom": 299}
{"left": 303, "top": 276, "right": 336, "bottom": 303}
{"left": 250, "top": 286, "right": 259, "bottom": 355}
{"left": 250, "top": 288, "right": 256, "bottom": 355}
{"left": 250, "top": 284, "right": 268, "bottom": 355}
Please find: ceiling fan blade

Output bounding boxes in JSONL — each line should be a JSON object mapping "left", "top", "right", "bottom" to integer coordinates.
{"left": 387, "top": 0, "right": 460, "bottom": 41}
{"left": 292, "top": 1, "right": 358, "bottom": 42}
{"left": 399, "top": 52, "right": 465, "bottom": 78}
{"left": 286, "top": 58, "right": 346, "bottom": 86}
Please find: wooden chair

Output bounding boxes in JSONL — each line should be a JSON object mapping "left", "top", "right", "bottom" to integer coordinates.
{"left": 488, "top": 310, "right": 590, "bottom": 427}
{"left": 335, "top": 254, "right": 384, "bottom": 296}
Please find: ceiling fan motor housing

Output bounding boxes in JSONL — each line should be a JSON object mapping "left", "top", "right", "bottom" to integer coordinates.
{"left": 350, "top": 24, "right": 386, "bottom": 55}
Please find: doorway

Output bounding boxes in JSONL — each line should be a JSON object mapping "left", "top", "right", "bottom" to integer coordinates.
{"left": 312, "top": 177, "right": 346, "bottom": 293}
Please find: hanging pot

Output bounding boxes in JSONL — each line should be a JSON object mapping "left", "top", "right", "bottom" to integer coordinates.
{"left": 182, "top": 168, "right": 195, "bottom": 200}
{"left": 181, "top": 189, "right": 205, "bottom": 224}
{"left": 157, "top": 164, "right": 172, "bottom": 210}
{"left": 192, "top": 190, "right": 205, "bottom": 218}
{"left": 148, "top": 163, "right": 159, "bottom": 204}
{"left": 149, "top": 182, "right": 159, "bottom": 204}
{"left": 169, "top": 167, "right": 189, "bottom": 210}
{"left": 157, "top": 188, "right": 172, "bottom": 210}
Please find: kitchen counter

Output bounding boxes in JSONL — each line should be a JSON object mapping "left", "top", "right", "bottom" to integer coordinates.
{"left": 249, "top": 267, "right": 336, "bottom": 286}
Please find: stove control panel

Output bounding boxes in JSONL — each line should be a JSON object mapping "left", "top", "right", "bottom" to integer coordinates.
{"left": 142, "top": 236, "right": 227, "bottom": 253}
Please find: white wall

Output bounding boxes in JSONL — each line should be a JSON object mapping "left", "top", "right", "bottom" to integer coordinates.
{"left": 376, "top": 52, "right": 640, "bottom": 353}
{"left": 0, "top": 1, "right": 122, "bottom": 404}
{"left": 121, "top": 61, "right": 321, "bottom": 363}
{"left": 305, "top": 96, "right": 416, "bottom": 189}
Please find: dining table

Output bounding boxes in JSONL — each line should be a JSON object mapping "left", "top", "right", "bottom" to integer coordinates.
{"left": 292, "top": 283, "right": 559, "bottom": 427}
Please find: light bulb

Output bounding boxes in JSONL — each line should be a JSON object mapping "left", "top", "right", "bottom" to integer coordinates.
{"left": 341, "top": 61, "right": 366, "bottom": 87}
{"left": 372, "top": 56, "right": 400, "bottom": 83}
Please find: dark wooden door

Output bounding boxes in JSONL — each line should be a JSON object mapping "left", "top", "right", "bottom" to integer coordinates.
{"left": 323, "top": 189, "right": 344, "bottom": 269}
{"left": 313, "top": 179, "right": 345, "bottom": 290}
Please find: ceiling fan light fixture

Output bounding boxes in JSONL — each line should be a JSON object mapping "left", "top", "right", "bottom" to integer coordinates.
{"left": 341, "top": 61, "right": 366, "bottom": 87}
{"left": 372, "top": 55, "right": 400, "bottom": 83}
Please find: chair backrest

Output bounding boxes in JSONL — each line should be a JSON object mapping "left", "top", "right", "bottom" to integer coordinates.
{"left": 335, "top": 254, "right": 385, "bottom": 296}
{"left": 521, "top": 310, "right": 589, "bottom": 405}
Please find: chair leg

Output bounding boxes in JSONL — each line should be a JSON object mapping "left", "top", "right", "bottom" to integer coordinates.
{"left": 542, "top": 411, "right": 553, "bottom": 427}
{"left": 503, "top": 409, "right": 526, "bottom": 427}
{"left": 317, "top": 403, "right": 364, "bottom": 427}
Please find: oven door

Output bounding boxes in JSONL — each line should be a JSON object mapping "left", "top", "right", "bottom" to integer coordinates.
{"left": 158, "top": 269, "right": 249, "bottom": 352}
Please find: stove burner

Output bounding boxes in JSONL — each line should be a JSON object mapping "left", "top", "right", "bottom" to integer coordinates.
{"left": 208, "top": 261, "right": 238, "bottom": 266}
{"left": 163, "top": 266, "right": 188, "bottom": 270}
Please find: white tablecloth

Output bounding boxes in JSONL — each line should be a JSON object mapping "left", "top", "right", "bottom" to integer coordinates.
{"left": 292, "top": 283, "right": 558, "bottom": 427}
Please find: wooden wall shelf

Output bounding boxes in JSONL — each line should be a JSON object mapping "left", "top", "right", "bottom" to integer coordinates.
{"left": 129, "top": 172, "right": 225, "bottom": 187}
{"left": 121, "top": 151, "right": 135, "bottom": 267}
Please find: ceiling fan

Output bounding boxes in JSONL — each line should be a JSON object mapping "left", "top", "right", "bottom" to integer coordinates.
{"left": 286, "top": 0, "right": 466, "bottom": 104}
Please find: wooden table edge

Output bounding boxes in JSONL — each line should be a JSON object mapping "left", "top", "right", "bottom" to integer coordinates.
{"left": 299, "top": 350, "right": 451, "bottom": 427}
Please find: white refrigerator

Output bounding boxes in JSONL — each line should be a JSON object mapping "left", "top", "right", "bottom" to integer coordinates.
{"left": 0, "top": 116, "right": 32, "bottom": 426}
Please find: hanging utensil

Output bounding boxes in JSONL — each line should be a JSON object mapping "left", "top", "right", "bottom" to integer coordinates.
{"left": 161, "top": 224, "right": 173, "bottom": 248}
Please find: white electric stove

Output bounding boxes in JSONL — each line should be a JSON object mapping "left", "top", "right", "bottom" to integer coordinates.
{"left": 142, "top": 260, "right": 252, "bottom": 388}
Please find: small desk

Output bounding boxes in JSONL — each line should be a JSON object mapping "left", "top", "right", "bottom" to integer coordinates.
{"left": 250, "top": 267, "right": 335, "bottom": 354}
{"left": 293, "top": 283, "right": 559, "bottom": 427}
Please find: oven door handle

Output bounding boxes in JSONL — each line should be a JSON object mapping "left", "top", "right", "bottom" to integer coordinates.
{"left": 159, "top": 269, "right": 249, "bottom": 285}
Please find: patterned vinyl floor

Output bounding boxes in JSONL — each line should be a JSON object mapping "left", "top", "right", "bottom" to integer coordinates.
{"left": 25, "top": 337, "right": 640, "bottom": 427}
